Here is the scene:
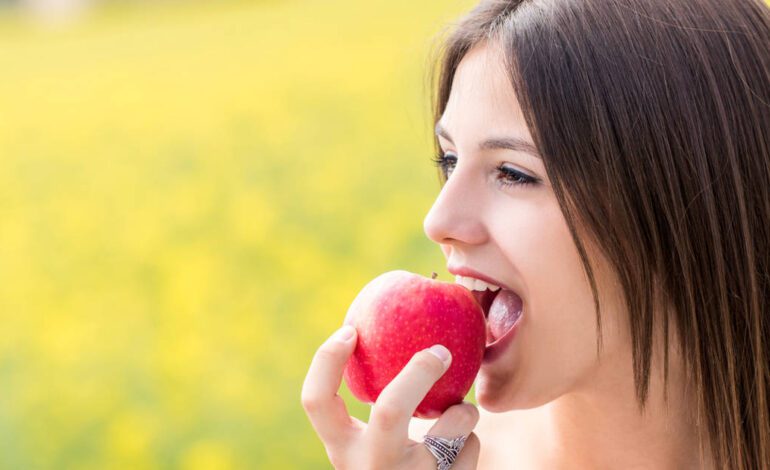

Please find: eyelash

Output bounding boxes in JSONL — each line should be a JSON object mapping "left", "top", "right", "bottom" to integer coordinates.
{"left": 431, "top": 151, "right": 539, "bottom": 188}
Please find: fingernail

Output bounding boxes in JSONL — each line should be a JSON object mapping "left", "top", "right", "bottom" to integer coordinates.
{"left": 333, "top": 325, "right": 356, "bottom": 343}
{"left": 428, "top": 344, "right": 451, "bottom": 366}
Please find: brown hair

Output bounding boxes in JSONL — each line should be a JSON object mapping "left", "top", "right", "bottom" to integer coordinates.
{"left": 429, "top": 0, "right": 770, "bottom": 468}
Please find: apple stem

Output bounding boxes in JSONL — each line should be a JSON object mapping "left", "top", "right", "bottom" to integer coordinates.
{"left": 431, "top": 272, "right": 438, "bottom": 280}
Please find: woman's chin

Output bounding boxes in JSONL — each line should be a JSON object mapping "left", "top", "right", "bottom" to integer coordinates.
{"left": 475, "top": 374, "right": 517, "bottom": 412}
{"left": 475, "top": 373, "right": 555, "bottom": 411}
{"left": 476, "top": 394, "right": 511, "bottom": 413}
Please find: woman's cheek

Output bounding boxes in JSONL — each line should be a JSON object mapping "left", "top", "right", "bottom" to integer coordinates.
{"left": 516, "top": 278, "right": 599, "bottom": 406}
{"left": 507, "top": 205, "right": 605, "bottom": 402}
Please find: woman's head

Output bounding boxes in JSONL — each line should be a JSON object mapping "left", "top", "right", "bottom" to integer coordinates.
{"left": 424, "top": 41, "right": 633, "bottom": 412}
{"left": 424, "top": 0, "right": 770, "bottom": 468}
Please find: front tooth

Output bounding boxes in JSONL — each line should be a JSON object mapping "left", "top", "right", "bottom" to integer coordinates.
{"left": 456, "top": 275, "right": 474, "bottom": 290}
{"left": 474, "top": 279, "right": 487, "bottom": 291}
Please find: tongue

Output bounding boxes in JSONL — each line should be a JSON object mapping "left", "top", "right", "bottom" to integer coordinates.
{"left": 487, "top": 289, "right": 523, "bottom": 343}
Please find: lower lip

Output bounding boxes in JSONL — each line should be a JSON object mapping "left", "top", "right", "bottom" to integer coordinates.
{"left": 482, "top": 313, "right": 523, "bottom": 363}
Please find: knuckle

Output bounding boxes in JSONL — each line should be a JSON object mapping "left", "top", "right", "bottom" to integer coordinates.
{"left": 453, "top": 404, "right": 480, "bottom": 427}
{"left": 300, "top": 391, "right": 321, "bottom": 414}
{"left": 372, "top": 401, "right": 402, "bottom": 432}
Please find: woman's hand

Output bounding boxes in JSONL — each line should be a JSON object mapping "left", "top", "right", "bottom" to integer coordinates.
{"left": 301, "top": 325, "right": 481, "bottom": 470}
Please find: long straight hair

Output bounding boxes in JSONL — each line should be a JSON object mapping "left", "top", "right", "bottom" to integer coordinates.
{"left": 429, "top": 1, "right": 770, "bottom": 468}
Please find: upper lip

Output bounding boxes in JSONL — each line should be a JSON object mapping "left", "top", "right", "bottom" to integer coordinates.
{"left": 447, "top": 265, "right": 514, "bottom": 293}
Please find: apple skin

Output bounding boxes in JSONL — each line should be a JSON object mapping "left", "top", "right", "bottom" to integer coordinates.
{"left": 342, "top": 270, "right": 487, "bottom": 419}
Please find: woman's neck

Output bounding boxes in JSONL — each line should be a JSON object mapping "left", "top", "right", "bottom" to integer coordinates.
{"left": 533, "top": 373, "right": 708, "bottom": 469}
{"left": 478, "top": 345, "right": 713, "bottom": 469}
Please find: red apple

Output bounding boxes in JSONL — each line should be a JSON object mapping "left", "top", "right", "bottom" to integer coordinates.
{"left": 342, "top": 270, "right": 487, "bottom": 418}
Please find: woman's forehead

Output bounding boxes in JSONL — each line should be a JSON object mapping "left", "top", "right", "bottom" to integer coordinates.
{"left": 439, "top": 44, "right": 530, "bottom": 143}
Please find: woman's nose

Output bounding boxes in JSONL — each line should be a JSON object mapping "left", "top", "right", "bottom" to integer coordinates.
{"left": 423, "top": 173, "right": 488, "bottom": 247}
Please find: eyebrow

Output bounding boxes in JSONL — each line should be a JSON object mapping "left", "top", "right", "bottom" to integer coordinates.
{"left": 434, "top": 122, "right": 542, "bottom": 160}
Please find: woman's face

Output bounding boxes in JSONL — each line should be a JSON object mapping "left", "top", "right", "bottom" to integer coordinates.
{"left": 424, "top": 43, "right": 630, "bottom": 411}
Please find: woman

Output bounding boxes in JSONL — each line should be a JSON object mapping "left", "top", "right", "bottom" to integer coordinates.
{"left": 302, "top": 0, "right": 770, "bottom": 468}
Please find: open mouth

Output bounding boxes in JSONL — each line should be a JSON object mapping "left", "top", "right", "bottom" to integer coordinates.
{"left": 456, "top": 274, "right": 524, "bottom": 345}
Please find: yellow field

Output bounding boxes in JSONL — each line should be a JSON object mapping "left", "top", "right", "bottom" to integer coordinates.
{"left": 0, "top": 1, "right": 473, "bottom": 468}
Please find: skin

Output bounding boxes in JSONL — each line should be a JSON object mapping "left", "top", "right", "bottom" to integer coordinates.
{"left": 418, "top": 41, "right": 713, "bottom": 469}
{"left": 303, "top": 40, "right": 713, "bottom": 469}
{"left": 302, "top": 328, "right": 482, "bottom": 469}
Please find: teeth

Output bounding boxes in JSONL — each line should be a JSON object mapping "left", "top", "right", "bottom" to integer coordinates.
{"left": 455, "top": 275, "right": 475, "bottom": 290}
{"left": 454, "top": 274, "right": 501, "bottom": 292}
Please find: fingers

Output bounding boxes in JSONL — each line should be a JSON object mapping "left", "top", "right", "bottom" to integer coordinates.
{"left": 368, "top": 345, "right": 451, "bottom": 444}
{"left": 409, "top": 431, "right": 481, "bottom": 470}
{"left": 426, "top": 401, "right": 479, "bottom": 438}
{"left": 411, "top": 403, "right": 480, "bottom": 469}
{"left": 450, "top": 432, "right": 481, "bottom": 470}
{"left": 301, "top": 325, "right": 359, "bottom": 448}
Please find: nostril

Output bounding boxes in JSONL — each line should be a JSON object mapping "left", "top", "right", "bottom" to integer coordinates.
{"left": 424, "top": 211, "right": 458, "bottom": 246}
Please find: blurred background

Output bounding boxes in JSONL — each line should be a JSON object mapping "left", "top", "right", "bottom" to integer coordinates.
{"left": 0, "top": 0, "right": 476, "bottom": 468}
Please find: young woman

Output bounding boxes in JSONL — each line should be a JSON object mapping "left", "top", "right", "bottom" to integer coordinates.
{"left": 302, "top": 0, "right": 770, "bottom": 468}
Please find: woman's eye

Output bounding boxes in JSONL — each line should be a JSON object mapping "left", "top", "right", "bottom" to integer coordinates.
{"left": 432, "top": 151, "right": 457, "bottom": 182}
{"left": 497, "top": 164, "right": 539, "bottom": 187}
{"left": 431, "top": 152, "right": 539, "bottom": 188}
